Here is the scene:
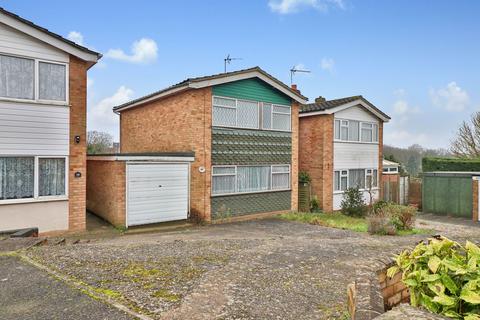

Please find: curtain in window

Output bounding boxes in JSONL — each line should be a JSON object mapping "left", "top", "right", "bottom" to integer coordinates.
{"left": 263, "top": 103, "right": 272, "bottom": 129}
{"left": 272, "top": 106, "right": 291, "bottom": 131}
{"left": 0, "top": 55, "right": 34, "bottom": 100}
{"left": 348, "top": 121, "right": 360, "bottom": 141}
{"left": 272, "top": 165, "right": 290, "bottom": 190}
{"left": 349, "top": 169, "right": 365, "bottom": 189}
{"left": 334, "top": 120, "right": 341, "bottom": 140}
{"left": 373, "top": 124, "right": 378, "bottom": 142}
{"left": 361, "top": 123, "right": 373, "bottom": 142}
{"left": 39, "top": 158, "right": 65, "bottom": 196}
{"left": 237, "top": 166, "right": 270, "bottom": 193}
{"left": 341, "top": 121, "right": 348, "bottom": 140}
{"left": 334, "top": 171, "right": 340, "bottom": 190}
{"left": 39, "top": 62, "right": 66, "bottom": 101}
{"left": 0, "top": 157, "right": 34, "bottom": 200}
{"left": 373, "top": 169, "right": 378, "bottom": 187}
{"left": 237, "top": 100, "right": 258, "bottom": 128}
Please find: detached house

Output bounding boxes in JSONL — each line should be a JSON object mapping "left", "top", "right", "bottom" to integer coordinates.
{"left": 87, "top": 67, "right": 307, "bottom": 227}
{"left": 0, "top": 8, "right": 101, "bottom": 233}
{"left": 299, "top": 96, "right": 390, "bottom": 211}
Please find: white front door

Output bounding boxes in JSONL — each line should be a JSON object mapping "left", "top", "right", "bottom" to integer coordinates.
{"left": 126, "top": 163, "right": 189, "bottom": 227}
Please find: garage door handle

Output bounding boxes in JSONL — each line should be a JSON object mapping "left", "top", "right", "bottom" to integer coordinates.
{"left": 158, "top": 185, "right": 163, "bottom": 188}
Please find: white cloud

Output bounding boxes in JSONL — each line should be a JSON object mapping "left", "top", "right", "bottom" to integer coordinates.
{"left": 268, "top": 0, "right": 345, "bottom": 14}
{"left": 88, "top": 86, "right": 134, "bottom": 140}
{"left": 106, "top": 38, "right": 158, "bottom": 64}
{"left": 67, "top": 31, "right": 84, "bottom": 45}
{"left": 320, "top": 57, "right": 335, "bottom": 72}
{"left": 383, "top": 129, "right": 429, "bottom": 148}
{"left": 429, "top": 82, "right": 469, "bottom": 112}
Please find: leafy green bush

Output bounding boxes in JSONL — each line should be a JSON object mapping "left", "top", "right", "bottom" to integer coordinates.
{"left": 367, "top": 203, "right": 417, "bottom": 235}
{"left": 388, "top": 204, "right": 417, "bottom": 230}
{"left": 366, "top": 209, "right": 397, "bottom": 235}
{"left": 388, "top": 236, "right": 480, "bottom": 319}
{"left": 423, "top": 157, "right": 480, "bottom": 173}
{"left": 373, "top": 200, "right": 389, "bottom": 214}
{"left": 341, "top": 187, "right": 367, "bottom": 217}
{"left": 299, "top": 171, "right": 311, "bottom": 184}
{"left": 310, "top": 196, "right": 321, "bottom": 213}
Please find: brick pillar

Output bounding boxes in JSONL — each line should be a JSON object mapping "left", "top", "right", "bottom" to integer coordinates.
{"left": 291, "top": 102, "right": 299, "bottom": 211}
{"left": 473, "top": 179, "right": 479, "bottom": 221}
{"left": 68, "top": 55, "right": 88, "bottom": 231}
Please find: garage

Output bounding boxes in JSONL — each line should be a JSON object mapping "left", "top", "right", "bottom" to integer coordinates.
{"left": 127, "top": 163, "right": 190, "bottom": 226}
{"left": 86, "top": 152, "right": 194, "bottom": 228}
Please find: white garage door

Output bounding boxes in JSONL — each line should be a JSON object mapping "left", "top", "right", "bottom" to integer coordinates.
{"left": 127, "top": 163, "right": 189, "bottom": 227}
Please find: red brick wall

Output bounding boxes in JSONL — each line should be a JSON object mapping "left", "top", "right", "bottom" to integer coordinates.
{"left": 473, "top": 179, "right": 478, "bottom": 221}
{"left": 120, "top": 88, "right": 212, "bottom": 221}
{"left": 378, "top": 268, "right": 409, "bottom": 310}
{"left": 291, "top": 102, "right": 300, "bottom": 211}
{"left": 68, "top": 55, "right": 88, "bottom": 231}
{"left": 299, "top": 114, "right": 334, "bottom": 211}
{"left": 86, "top": 160, "right": 126, "bottom": 226}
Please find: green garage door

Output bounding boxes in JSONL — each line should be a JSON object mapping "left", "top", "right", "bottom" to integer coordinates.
{"left": 423, "top": 173, "right": 472, "bottom": 218}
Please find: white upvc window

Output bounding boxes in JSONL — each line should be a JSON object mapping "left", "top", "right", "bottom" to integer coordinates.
{"left": 212, "top": 96, "right": 291, "bottom": 132}
{"left": 212, "top": 164, "right": 291, "bottom": 195}
{"left": 0, "top": 156, "right": 68, "bottom": 203}
{"left": 334, "top": 118, "right": 379, "bottom": 143}
{"left": 333, "top": 168, "right": 378, "bottom": 192}
{"left": 0, "top": 53, "right": 68, "bottom": 105}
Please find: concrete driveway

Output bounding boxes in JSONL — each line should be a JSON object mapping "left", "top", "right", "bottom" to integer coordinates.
{"left": 4, "top": 216, "right": 479, "bottom": 320}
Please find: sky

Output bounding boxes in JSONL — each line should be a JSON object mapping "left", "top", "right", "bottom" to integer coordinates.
{"left": 3, "top": 0, "right": 480, "bottom": 149}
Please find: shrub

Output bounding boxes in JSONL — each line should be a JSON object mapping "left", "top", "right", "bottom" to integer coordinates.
{"left": 388, "top": 236, "right": 480, "bottom": 319}
{"left": 341, "top": 187, "right": 367, "bottom": 217}
{"left": 423, "top": 157, "right": 480, "bottom": 173}
{"left": 367, "top": 203, "right": 417, "bottom": 235}
{"left": 366, "top": 210, "right": 397, "bottom": 235}
{"left": 310, "top": 196, "right": 321, "bottom": 213}
{"left": 299, "top": 171, "right": 311, "bottom": 184}
{"left": 389, "top": 204, "right": 417, "bottom": 230}
{"left": 373, "top": 200, "right": 389, "bottom": 214}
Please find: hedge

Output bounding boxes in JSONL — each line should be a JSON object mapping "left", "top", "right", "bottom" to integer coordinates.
{"left": 422, "top": 157, "right": 480, "bottom": 172}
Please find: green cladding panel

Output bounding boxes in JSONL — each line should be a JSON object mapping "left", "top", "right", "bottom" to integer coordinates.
{"left": 212, "top": 78, "right": 292, "bottom": 105}
{"left": 212, "top": 191, "right": 291, "bottom": 219}
{"left": 212, "top": 127, "right": 292, "bottom": 165}
{"left": 423, "top": 174, "right": 472, "bottom": 218}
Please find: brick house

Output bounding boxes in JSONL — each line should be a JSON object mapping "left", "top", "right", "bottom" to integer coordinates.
{"left": 0, "top": 8, "right": 101, "bottom": 233}
{"left": 87, "top": 67, "right": 307, "bottom": 226}
{"left": 299, "top": 96, "right": 390, "bottom": 211}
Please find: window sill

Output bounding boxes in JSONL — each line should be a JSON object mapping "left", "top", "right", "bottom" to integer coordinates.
{"left": 333, "top": 140, "right": 379, "bottom": 145}
{"left": 333, "top": 188, "right": 380, "bottom": 195}
{"left": 212, "top": 188, "right": 291, "bottom": 197}
{"left": 0, "top": 97, "right": 69, "bottom": 107}
{"left": 0, "top": 196, "right": 68, "bottom": 205}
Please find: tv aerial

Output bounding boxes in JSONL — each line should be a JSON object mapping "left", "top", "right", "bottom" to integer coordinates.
{"left": 224, "top": 54, "right": 242, "bottom": 73}
{"left": 290, "top": 66, "right": 311, "bottom": 84}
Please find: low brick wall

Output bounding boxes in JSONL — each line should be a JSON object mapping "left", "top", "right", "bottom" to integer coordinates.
{"left": 86, "top": 160, "right": 126, "bottom": 227}
{"left": 378, "top": 266, "right": 409, "bottom": 310}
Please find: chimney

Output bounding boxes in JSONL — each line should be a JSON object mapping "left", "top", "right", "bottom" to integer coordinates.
{"left": 291, "top": 84, "right": 300, "bottom": 94}
{"left": 315, "top": 96, "right": 326, "bottom": 104}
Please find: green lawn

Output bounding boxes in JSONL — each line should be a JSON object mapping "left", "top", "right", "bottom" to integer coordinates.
{"left": 278, "top": 212, "right": 433, "bottom": 236}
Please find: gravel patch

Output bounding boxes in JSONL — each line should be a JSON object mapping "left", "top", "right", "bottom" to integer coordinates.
{"left": 25, "top": 217, "right": 480, "bottom": 320}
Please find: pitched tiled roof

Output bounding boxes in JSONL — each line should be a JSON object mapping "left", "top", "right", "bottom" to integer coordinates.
{"left": 300, "top": 95, "right": 391, "bottom": 120}
{"left": 114, "top": 66, "right": 308, "bottom": 111}
{"left": 0, "top": 7, "right": 101, "bottom": 58}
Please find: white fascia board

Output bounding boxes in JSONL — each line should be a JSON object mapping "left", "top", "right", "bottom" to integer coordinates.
{"left": 88, "top": 156, "right": 195, "bottom": 162}
{"left": 114, "top": 85, "right": 189, "bottom": 113}
{"left": 299, "top": 100, "right": 390, "bottom": 122}
{"left": 189, "top": 71, "right": 309, "bottom": 104}
{"left": 0, "top": 13, "right": 99, "bottom": 63}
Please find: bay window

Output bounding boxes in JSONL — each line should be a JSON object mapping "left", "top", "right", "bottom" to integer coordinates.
{"left": 212, "top": 96, "right": 291, "bottom": 131}
{"left": 334, "top": 118, "right": 379, "bottom": 143}
{"left": 333, "top": 168, "right": 378, "bottom": 192}
{"left": 0, "top": 156, "right": 67, "bottom": 202}
{"left": 212, "top": 164, "right": 291, "bottom": 195}
{"left": 0, "top": 53, "right": 67, "bottom": 103}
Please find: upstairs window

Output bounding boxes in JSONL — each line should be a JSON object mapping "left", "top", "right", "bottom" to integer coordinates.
{"left": 334, "top": 118, "right": 378, "bottom": 143}
{"left": 0, "top": 55, "right": 34, "bottom": 100}
{"left": 0, "top": 54, "right": 67, "bottom": 103}
{"left": 213, "top": 96, "right": 291, "bottom": 132}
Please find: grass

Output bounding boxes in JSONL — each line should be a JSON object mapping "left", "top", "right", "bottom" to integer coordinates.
{"left": 279, "top": 211, "right": 433, "bottom": 236}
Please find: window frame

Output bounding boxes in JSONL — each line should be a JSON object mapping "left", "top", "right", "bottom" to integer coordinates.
{"left": 334, "top": 117, "right": 379, "bottom": 144}
{"left": 333, "top": 167, "right": 379, "bottom": 193}
{"left": 0, "top": 53, "right": 69, "bottom": 106}
{"left": 211, "top": 164, "right": 291, "bottom": 196}
{"left": 212, "top": 95, "right": 291, "bottom": 132}
{"left": 0, "top": 155, "right": 68, "bottom": 205}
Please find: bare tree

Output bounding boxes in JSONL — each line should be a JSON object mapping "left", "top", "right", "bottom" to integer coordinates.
{"left": 450, "top": 112, "right": 480, "bottom": 158}
{"left": 87, "top": 131, "right": 113, "bottom": 155}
